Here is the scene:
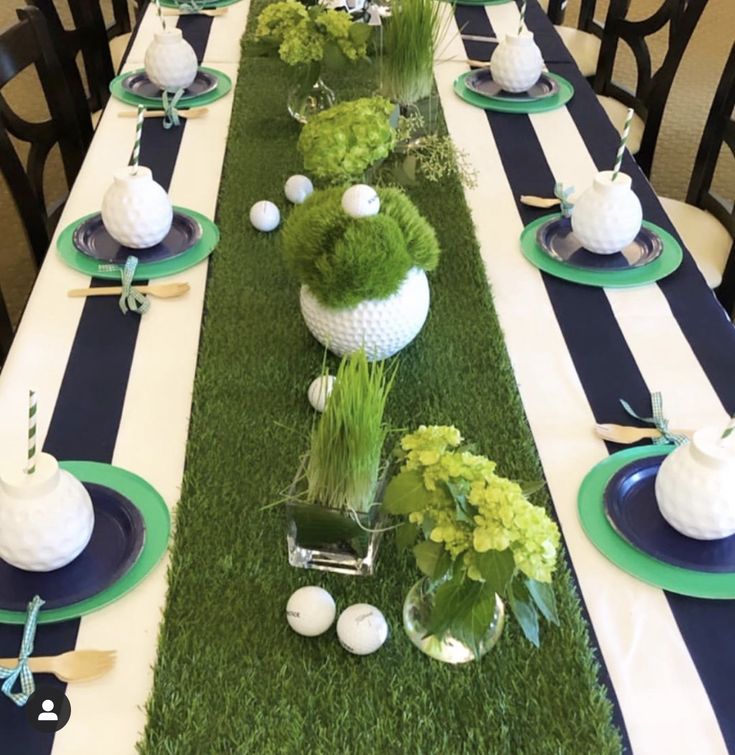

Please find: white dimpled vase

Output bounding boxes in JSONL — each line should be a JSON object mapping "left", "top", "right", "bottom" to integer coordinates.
{"left": 490, "top": 32, "right": 544, "bottom": 93}
{"left": 571, "top": 171, "right": 643, "bottom": 254}
{"left": 655, "top": 425, "right": 735, "bottom": 540}
{"left": 101, "top": 166, "right": 173, "bottom": 249}
{"left": 144, "top": 29, "right": 198, "bottom": 93}
{"left": 0, "top": 453, "right": 94, "bottom": 572}
{"left": 299, "top": 267, "right": 430, "bottom": 361}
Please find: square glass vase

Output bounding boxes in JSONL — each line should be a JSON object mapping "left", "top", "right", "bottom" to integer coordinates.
{"left": 285, "top": 464, "right": 387, "bottom": 577}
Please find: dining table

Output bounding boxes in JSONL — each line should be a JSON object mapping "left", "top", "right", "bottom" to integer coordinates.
{"left": 1, "top": 1, "right": 734, "bottom": 753}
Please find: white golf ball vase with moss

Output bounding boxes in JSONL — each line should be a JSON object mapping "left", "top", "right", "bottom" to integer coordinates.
{"left": 283, "top": 186, "right": 440, "bottom": 361}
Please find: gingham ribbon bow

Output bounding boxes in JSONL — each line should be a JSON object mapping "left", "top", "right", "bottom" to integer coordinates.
{"left": 176, "top": 0, "right": 205, "bottom": 12}
{"left": 162, "top": 87, "right": 186, "bottom": 130}
{"left": 554, "top": 182, "right": 575, "bottom": 218}
{"left": 0, "top": 596, "right": 45, "bottom": 706}
{"left": 620, "top": 392, "right": 688, "bottom": 446}
{"left": 98, "top": 256, "right": 150, "bottom": 315}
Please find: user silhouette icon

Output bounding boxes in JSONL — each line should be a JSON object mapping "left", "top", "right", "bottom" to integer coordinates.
{"left": 38, "top": 699, "right": 58, "bottom": 722}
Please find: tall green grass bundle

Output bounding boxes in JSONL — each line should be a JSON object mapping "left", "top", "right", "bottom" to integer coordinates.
{"left": 282, "top": 186, "right": 440, "bottom": 308}
{"left": 306, "top": 350, "right": 396, "bottom": 513}
{"left": 380, "top": 0, "right": 444, "bottom": 106}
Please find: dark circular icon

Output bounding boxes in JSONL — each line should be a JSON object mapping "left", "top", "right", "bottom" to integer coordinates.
{"left": 26, "top": 685, "right": 72, "bottom": 733}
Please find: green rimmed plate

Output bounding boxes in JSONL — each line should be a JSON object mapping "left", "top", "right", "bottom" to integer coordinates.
{"left": 454, "top": 71, "right": 574, "bottom": 113}
{"left": 578, "top": 446, "right": 735, "bottom": 598}
{"left": 520, "top": 214, "right": 683, "bottom": 287}
{"left": 160, "top": 0, "right": 242, "bottom": 7}
{"left": 0, "top": 461, "right": 170, "bottom": 624}
{"left": 58, "top": 207, "right": 219, "bottom": 280}
{"left": 110, "top": 66, "right": 232, "bottom": 109}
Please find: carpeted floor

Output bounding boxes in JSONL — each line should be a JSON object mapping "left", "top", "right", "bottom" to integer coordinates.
{"left": 0, "top": 0, "right": 732, "bottom": 322}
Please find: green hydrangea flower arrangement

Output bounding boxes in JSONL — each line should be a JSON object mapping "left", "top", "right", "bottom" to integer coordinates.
{"left": 255, "top": 1, "right": 371, "bottom": 66}
{"left": 384, "top": 425, "right": 561, "bottom": 651}
{"left": 297, "top": 97, "right": 397, "bottom": 183}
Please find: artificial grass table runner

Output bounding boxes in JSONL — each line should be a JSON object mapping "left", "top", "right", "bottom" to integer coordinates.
{"left": 138, "top": 7, "right": 623, "bottom": 753}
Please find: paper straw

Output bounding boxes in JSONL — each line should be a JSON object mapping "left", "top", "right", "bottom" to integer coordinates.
{"left": 721, "top": 414, "right": 735, "bottom": 443}
{"left": 518, "top": 0, "right": 527, "bottom": 35}
{"left": 27, "top": 390, "right": 37, "bottom": 475}
{"left": 155, "top": 0, "right": 166, "bottom": 30}
{"left": 130, "top": 105, "right": 144, "bottom": 173}
{"left": 612, "top": 107, "right": 634, "bottom": 181}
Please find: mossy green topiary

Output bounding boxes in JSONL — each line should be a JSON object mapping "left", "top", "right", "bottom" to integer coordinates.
{"left": 282, "top": 186, "right": 440, "bottom": 308}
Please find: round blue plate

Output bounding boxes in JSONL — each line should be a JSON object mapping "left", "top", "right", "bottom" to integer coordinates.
{"left": 464, "top": 70, "right": 560, "bottom": 102}
{"left": 0, "top": 483, "right": 146, "bottom": 612}
{"left": 121, "top": 69, "right": 218, "bottom": 101}
{"left": 536, "top": 216, "right": 664, "bottom": 271}
{"left": 604, "top": 456, "right": 735, "bottom": 574}
{"left": 73, "top": 211, "right": 202, "bottom": 264}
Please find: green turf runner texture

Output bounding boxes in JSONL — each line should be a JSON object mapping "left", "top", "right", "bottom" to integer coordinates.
{"left": 138, "top": 5, "right": 623, "bottom": 752}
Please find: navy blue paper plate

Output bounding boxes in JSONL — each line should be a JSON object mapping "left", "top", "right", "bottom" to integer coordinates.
{"left": 603, "top": 457, "right": 735, "bottom": 574}
{"left": 121, "top": 69, "right": 218, "bottom": 100}
{"left": 536, "top": 216, "right": 664, "bottom": 271}
{"left": 0, "top": 483, "right": 146, "bottom": 612}
{"left": 73, "top": 211, "right": 202, "bottom": 263}
{"left": 464, "top": 70, "right": 559, "bottom": 101}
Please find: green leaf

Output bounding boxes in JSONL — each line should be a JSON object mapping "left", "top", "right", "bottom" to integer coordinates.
{"left": 425, "top": 574, "right": 483, "bottom": 639}
{"left": 474, "top": 549, "right": 516, "bottom": 597}
{"left": 348, "top": 22, "right": 374, "bottom": 46}
{"left": 508, "top": 580, "right": 540, "bottom": 647}
{"left": 518, "top": 479, "right": 546, "bottom": 497}
{"left": 413, "top": 541, "right": 450, "bottom": 579}
{"left": 445, "top": 478, "right": 470, "bottom": 501}
{"left": 322, "top": 40, "right": 347, "bottom": 70}
{"left": 383, "top": 469, "right": 430, "bottom": 515}
{"left": 395, "top": 522, "right": 419, "bottom": 551}
{"left": 526, "top": 578, "right": 559, "bottom": 625}
{"left": 450, "top": 583, "right": 498, "bottom": 658}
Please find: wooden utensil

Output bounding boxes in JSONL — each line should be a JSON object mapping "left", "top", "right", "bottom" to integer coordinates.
{"left": 0, "top": 650, "right": 116, "bottom": 683}
{"left": 466, "top": 58, "right": 492, "bottom": 68}
{"left": 461, "top": 34, "right": 499, "bottom": 43}
{"left": 163, "top": 8, "right": 227, "bottom": 16}
{"left": 520, "top": 195, "right": 562, "bottom": 209}
{"left": 68, "top": 283, "right": 191, "bottom": 299}
{"left": 594, "top": 423, "right": 689, "bottom": 444}
{"left": 118, "top": 107, "right": 209, "bottom": 120}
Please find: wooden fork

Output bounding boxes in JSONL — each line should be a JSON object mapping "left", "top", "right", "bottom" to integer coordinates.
{"left": 163, "top": 7, "right": 227, "bottom": 16}
{"left": 118, "top": 107, "right": 209, "bottom": 120}
{"left": 595, "top": 424, "right": 690, "bottom": 444}
{"left": 0, "top": 650, "right": 116, "bottom": 683}
{"left": 68, "top": 283, "right": 190, "bottom": 299}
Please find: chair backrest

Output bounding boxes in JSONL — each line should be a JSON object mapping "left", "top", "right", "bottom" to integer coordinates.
{"left": 690, "top": 42, "right": 735, "bottom": 314}
{"left": 0, "top": 6, "right": 91, "bottom": 267}
{"left": 594, "top": 0, "right": 709, "bottom": 177}
{"left": 28, "top": 0, "right": 117, "bottom": 114}
{"left": 547, "top": 0, "right": 603, "bottom": 37}
{"left": 109, "top": 0, "right": 133, "bottom": 39}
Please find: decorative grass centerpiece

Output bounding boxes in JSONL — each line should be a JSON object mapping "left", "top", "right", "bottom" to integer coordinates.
{"left": 286, "top": 350, "right": 397, "bottom": 575}
{"left": 297, "top": 97, "right": 397, "bottom": 184}
{"left": 283, "top": 185, "right": 440, "bottom": 359}
{"left": 384, "top": 425, "right": 561, "bottom": 662}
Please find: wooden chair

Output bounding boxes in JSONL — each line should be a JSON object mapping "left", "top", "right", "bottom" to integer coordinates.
{"left": 659, "top": 41, "right": 735, "bottom": 315}
{"left": 0, "top": 7, "right": 91, "bottom": 284}
{"left": 547, "top": 0, "right": 604, "bottom": 79}
{"left": 593, "top": 0, "right": 708, "bottom": 177}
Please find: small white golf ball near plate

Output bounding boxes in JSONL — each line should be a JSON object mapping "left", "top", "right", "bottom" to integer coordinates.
{"left": 341, "top": 185, "right": 380, "bottom": 218}
{"left": 286, "top": 586, "right": 336, "bottom": 637}
{"left": 336, "top": 603, "right": 388, "bottom": 655}
{"left": 307, "top": 374, "right": 336, "bottom": 412}
{"left": 249, "top": 200, "right": 280, "bottom": 232}
{"left": 285, "top": 175, "right": 314, "bottom": 205}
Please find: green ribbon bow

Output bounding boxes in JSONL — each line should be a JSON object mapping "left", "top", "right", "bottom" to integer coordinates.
{"left": 620, "top": 392, "right": 688, "bottom": 446}
{"left": 176, "top": 0, "right": 205, "bottom": 13}
{"left": 554, "top": 182, "right": 574, "bottom": 218}
{"left": 0, "top": 596, "right": 45, "bottom": 706}
{"left": 162, "top": 87, "right": 186, "bottom": 130}
{"left": 98, "top": 256, "right": 150, "bottom": 315}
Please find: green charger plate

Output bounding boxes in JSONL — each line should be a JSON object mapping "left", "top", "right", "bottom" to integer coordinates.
{"left": 578, "top": 446, "right": 735, "bottom": 599}
{"left": 110, "top": 66, "right": 232, "bottom": 109}
{"left": 160, "top": 0, "right": 242, "bottom": 7}
{"left": 58, "top": 207, "right": 219, "bottom": 281}
{"left": 454, "top": 71, "right": 574, "bottom": 113}
{"left": 0, "top": 461, "right": 170, "bottom": 624}
{"left": 520, "top": 214, "right": 683, "bottom": 287}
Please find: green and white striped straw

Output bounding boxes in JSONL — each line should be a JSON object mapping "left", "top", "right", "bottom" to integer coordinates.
{"left": 155, "top": 0, "right": 166, "bottom": 30}
{"left": 518, "top": 0, "right": 527, "bottom": 35}
{"left": 612, "top": 107, "right": 634, "bottom": 181}
{"left": 721, "top": 413, "right": 735, "bottom": 442}
{"left": 130, "top": 104, "right": 144, "bottom": 173}
{"left": 27, "top": 390, "right": 37, "bottom": 475}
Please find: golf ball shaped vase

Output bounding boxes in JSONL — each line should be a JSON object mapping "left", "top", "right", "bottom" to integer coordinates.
{"left": 299, "top": 267, "right": 430, "bottom": 361}
{"left": 144, "top": 29, "right": 198, "bottom": 92}
{"left": 655, "top": 426, "right": 735, "bottom": 540}
{"left": 490, "top": 32, "right": 544, "bottom": 93}
{"left": 571, "top": 171, "right": 643, "bottom": 254}
{"left": 0, "top": 453, "right": 94, "bottom": 572}
{"left": 101, "top": 166, "right": 173, "bottom": 249}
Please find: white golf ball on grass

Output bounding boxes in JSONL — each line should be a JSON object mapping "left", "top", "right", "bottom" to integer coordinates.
{"left": 336, "top": 603, "right": 388, "bottom": 655}
{"left": 249, "top": 200, "right": 280, "bottom": 232}
{"left": 286, "top": 586, "right": 336, "bottom": 637}
{"left": 341, "top": 185, "right": 380, "bottom": 218}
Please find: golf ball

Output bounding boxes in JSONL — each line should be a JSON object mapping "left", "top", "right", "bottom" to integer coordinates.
{"left": 307, "top": 375, "right": 336, "bottom": 412}
{"left": 249, "top": 200, "right": 280, "bottom": 232}
{"left": 336, "top": 603, "right": 388, "bottom": 655}
{"left": 341, "top": 185, "right": 380, "bottom": 218}
{"left": 285, "top": 175, "right": 314, "bottom": 205}
{"left": 286, "top": 586, "right": 336, "bottom": 637}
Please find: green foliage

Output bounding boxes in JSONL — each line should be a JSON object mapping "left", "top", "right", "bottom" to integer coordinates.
{"left": 306, "top": 350, "right": 396, "bottom": 513}
{"left": 383, "top": 424, "right": 561, "bottom": 648}
{"left": 256, "top": 1, "right": 369, "bottom": 66}
{"left": 282, "top": 185, "right": 440, "bottom": 308}
{"left": 297, "top": 96, "right": 397, "bottom": 183}
{"left": 380, "top": 0, "right": 446, "bottom": 106}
